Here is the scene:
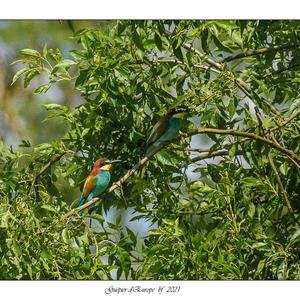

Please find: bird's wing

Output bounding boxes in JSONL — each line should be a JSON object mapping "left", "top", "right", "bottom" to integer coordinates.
{"left": 82, "top": 175, "right": 96, "bottom": 198}
{"left": 146, "top": 117, "right": 170, "bottom": 148}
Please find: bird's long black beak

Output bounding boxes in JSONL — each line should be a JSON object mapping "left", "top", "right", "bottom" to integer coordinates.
{"left": 108, "top": 159, "right": 122, "bottom": 164}
{"left": 181, "top": 108, "right": 190, "bottom": 113}
{"left": 174, "top": 107, "right": 190, "bottom": 114}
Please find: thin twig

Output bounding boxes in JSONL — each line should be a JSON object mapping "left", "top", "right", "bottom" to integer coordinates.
{"left": 262, "top": 63, "right": 300, "bottom": 78}
{"left": 219, "top": 42, "right": 300, "bottom": 63}
{"left": 154, "top": 58, "right": 220, "bottom": 74}
{"left": 31, "top": 152, "right": 66, "bottom": 186}
{"left": 190, "top": 149, "right": 243, "bottom": 163}
{"left": 270, "top": 108, "right": 300, "bottom": 132}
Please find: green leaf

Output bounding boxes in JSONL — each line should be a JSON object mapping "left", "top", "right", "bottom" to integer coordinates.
{"left": 116, "top": 214, "right": 122, "bottom": 226}
{"left": 172, "top": 40, "right": 184, "bottom": 62}
{"left": 62, "top": 228, "right": 71, "bottom": 244}
{"left": 13, "top": 240, "right": 22, "bottom": 257}
{"left": 154, "top": 32, "right": 163, "bottom": 51}
{"left": 248, "top": 202, "right": 255, "bottom": 219}
{"left": 212, "top": 35, "right": 233, "bottom": 53}
{"left": 255, "top": 259, "right": 266, "bottom": 278}
{"left": 201, "top": 28, "right": 209, "bottom": 53}
{"left": 277, "top": 260, "right": 286, "bottom": 280}
{"left": 24, "top": 69, "right": 40, "bottom": 88}
{"left": 11, "top": 68, "right": 29, "bottom": 85}
{"left": 43, "top": 112, "right": 61, "bottom": 122}
{"left": 44, "top": 104, "right": 69, "bottom": 112}
{"left": 242, "top": 177, "right": 264, "bottom": 187}
{"left": 34, "top": 83, "right": 51, "bottom": 94}
{"left": 41, "top": 248, "right": 52, "bottom": 260}
{"left": 251, "top": 242, "right": 268, "bottom": 250}
{"left": 291, "top": 78, "right": 300, "bottom": 83}
{"left": 79, "top": 233, "right": 89, "bottom": 245}
{"left": 42, "top": 44, "right": 48, "bottom": 57}
{"left": 147, "top": 244, "right": 166, "bottom": 256}
{"left": 132, "top": 29, "right": 144, "bottom": 51}
{"left": 116, "top": 247, "right": 131, "bottom": 279}
{"left": 289, "top": 227, "right": 300, "bottom": 243}
{"left": 228, "top": 143, "right": 237, "bottom": 157}
{"left": 126, "top": 226, "right": 137, "bottom": 246}
{"left": 179, "top": 199, "right": 190, "bottom": 207}
{"left": 19, "top": 48, "right": 40, "bottom": 57}
{"left": 41, "top": 204, "right": 58, "bottom": 213}
{"left": 90, "top": 214, "right": 105, "bottom": 224}
{"left": 52, "top": 59, "right": 76, "bottom": 72}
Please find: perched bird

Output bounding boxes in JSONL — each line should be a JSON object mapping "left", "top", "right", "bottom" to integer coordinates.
{"left": 145, "top": 108, "right": 189, "bottom": 155}
{"left": 79, "top": 158, "right": 121, "bottom": 206}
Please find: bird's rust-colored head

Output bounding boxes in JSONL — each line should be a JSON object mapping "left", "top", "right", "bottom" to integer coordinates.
{"left": 93, "top": 157, "right": 121, "bottom": 172}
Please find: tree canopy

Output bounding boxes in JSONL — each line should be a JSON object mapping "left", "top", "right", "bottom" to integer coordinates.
{"left": 1, "top": 20, "right": 300, "bottom": 279}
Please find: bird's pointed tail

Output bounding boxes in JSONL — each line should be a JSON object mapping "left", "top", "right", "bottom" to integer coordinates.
{"left": 79, "top": 197, "right": 85, "bottom": 207}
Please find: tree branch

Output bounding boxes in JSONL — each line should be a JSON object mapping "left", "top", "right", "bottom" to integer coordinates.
{"left": 270, "top": 107, "right": 300, "bottom": 132}
{"left": 187, "top": 128, "right": 300, "bottom": 168}
{"left": 219, "top": 42, "right": 300, "bottom": 63}
{"left": 62, "top": 143, "right": 166, "bottom": 219}
{"left": 259, "top": 63, "right": 300, "bottom": 80}
{"left": 190, "top": 149, "right": 243, "bottom": 164}
{"left": 61, "top": 126, "right": 300, "bottom": 220}
{"left": 183, "top": 43, "right": 224, "bottom": 70}
{"left": 31, "top": 152, "right": 66, "bottom": 186}
{"left": 154, "top": 58, "right": 221, "bottom": 74}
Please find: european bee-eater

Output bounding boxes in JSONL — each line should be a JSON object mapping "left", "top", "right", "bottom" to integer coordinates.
{"left": 79, "top": 158, "right": 121, "bottom": 206}
{"left": 145, "top": 108, "right": 189, "bottom": 155}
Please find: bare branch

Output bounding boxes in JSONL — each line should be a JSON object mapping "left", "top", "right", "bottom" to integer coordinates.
{"left": 190, "top": 149, "right": 243, "bottom": 164}
{"left": 219, "top": 42, "right": 300, "bottom": 63}
{"left": 186, "top": 128, "right": 300, "bottom": 168}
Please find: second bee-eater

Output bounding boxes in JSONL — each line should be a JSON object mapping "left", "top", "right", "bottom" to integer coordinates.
{"left": 79, "top": 158, "right": 121, "bottom": 206}
{"left": 145, "top": 108, "right": 189, "bottom": 155}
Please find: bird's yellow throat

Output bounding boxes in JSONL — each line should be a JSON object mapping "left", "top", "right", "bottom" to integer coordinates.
{"left": 174, "top": 112, "right": 187, "bottom": 120}
{"left": 100, "top": 164, "right": 113, "bottom": 171}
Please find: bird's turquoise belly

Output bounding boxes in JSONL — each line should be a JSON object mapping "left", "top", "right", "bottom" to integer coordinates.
{"left": 87, "top": 171, "right": 111, "bottom": 201}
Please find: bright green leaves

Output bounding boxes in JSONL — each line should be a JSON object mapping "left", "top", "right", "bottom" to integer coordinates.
{"left": 131, "top": 26, "right": 145, "bottom": 51}
{"left": 8, "top": 20, "right": 300, "bottom": 280}
{"left": 12, "top": 46, "right": 76, "bottom": 93}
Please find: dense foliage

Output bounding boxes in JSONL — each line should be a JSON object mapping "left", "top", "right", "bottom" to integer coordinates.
{"left": 1, "top": 20, "right": 300, "bottom": 279}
